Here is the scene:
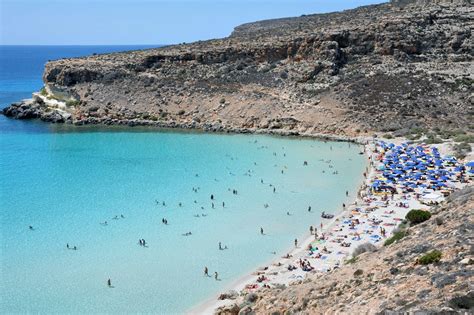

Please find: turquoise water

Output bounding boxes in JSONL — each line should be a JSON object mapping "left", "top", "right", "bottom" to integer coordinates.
{"left": 0, "top": 46, "right": 367, "bottom": 314}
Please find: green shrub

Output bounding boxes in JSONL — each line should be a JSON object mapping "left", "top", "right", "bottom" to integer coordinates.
{"left": 345, "top": 256, "right": 358, "bottom": 264}
{"left": 39, "top": 87, "right": 48, "bottom": 96}
{"left": 384, "top": 230, "right": 407, "bottom": 246}
{"left": 453, "top": 134, "right": 474, "bottom": 143}
{"left": 406, "top": 209, "right": 431, "bottom": 225}
{"left": 437, "top": 129, "right": 465, "bottom": 139}
{"left": 353, "top": 243, "right": 377, "bottom": 256}
{"left": 65, "top": 99, "right": 80, "bottom": 107}
{"left": 418, "top": 250, "right": 442, "bottom": 265}
{"left": 407, "top": 133, "right": 421, "bottom": 141}
{"left": 409, "top": 127, "right": 425, "bottom": 135}
{"left": 453, "top": 142, "right": 472, "bottom": 159}
{"left": 424, "top": 135, "right": 443, "bottom": 144}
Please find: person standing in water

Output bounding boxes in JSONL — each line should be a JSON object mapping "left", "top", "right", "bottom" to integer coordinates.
{"left": 308, "top": 206, "right": 312, "bottom": 212}
{"left": 294, "top": 238, "right": 298, "bottom": 247}
{"left": 214, "top": 272, "right": 218, "bottom": 280}
{"left": 204, "top": 267, "right": 209, "bottom": 277}
{"left": 260, "top": 227, "right": 264, "bottom": 235}
{"left": 107, "top": 278, "right": 112, "bottom": 287}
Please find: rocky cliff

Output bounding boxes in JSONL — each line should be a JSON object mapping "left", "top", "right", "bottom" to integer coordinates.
{"left": 2, "top": 1, "right": 473, "bottom": 137}
{"left": 217, "top": 186, "right": 474, "bottom": 314}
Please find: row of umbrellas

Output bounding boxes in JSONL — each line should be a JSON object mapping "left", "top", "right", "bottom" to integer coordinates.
{"left": 372, "top": 141, "right": 473, "bottom": 191}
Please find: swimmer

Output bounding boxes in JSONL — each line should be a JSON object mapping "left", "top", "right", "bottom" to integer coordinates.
{"left": 29, "top": 225, "right": 34, "bottom": 230}
{"left": 308, "top": 206, "right": 312, "bottom": 212}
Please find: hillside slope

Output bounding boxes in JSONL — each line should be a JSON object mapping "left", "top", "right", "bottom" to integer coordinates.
{"left": 218, "top": 186, "right": 474, "bottom": 314}
{"left": 3, "top": 1, "right": 474, "bottom": 137}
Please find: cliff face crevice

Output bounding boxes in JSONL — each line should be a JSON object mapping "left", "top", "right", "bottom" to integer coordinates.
{"left": 4, "top": 2, "right": 474, "bottom": 136}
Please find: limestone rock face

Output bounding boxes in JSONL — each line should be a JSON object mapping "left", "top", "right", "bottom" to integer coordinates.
{"left": 3, "top": 2, "right": 474, "bottom": 136}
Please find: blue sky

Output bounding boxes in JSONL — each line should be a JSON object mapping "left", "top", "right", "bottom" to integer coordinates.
{"left": 0, "top": 0, "right": 386, "bottom": 45}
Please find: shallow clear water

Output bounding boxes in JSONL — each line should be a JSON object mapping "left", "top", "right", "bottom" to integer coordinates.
{"left": 0, "top": 46, "right": 367, "bottom": 314}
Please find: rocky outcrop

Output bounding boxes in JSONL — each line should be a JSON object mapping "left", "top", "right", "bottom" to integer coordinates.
{"left": 216, "top": 186, "right": 474, "bottom": 314}
{"left": 2, "top": 1, "right": 473, "bottom": 137}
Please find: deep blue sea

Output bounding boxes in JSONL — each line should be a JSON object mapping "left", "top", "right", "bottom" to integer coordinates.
{"left": 0, "top": 46, "right": 367, "bottom": 314}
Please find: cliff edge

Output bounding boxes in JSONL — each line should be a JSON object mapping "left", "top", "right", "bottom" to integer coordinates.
{"left": 3, "top": 1, "right": 473, "bottom": 137}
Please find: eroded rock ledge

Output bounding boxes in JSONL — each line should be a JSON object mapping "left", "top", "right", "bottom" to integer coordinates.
{"left": 2, "top": 1, "right": 474, "bottom": 137}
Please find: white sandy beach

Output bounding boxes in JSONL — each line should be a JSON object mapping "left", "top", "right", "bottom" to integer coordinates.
{"left": 189, "top": 137, "right": 473, "bottom": 315}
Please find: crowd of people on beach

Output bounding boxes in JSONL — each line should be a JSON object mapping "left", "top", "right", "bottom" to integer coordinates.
{"left": 234, "top": 140, "right": 472, "bottom": 293}
{"left": 26, "top": 139, "right": 473, "bottom": 294}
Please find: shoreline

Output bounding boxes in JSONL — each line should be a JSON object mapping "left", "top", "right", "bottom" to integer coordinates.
{"left": 189, "top": 138, "right": 472, "bottom": 315}
{"left": 188, "top": 139, "right": 372, "bottom": 315}
{"left": 1, "top": 97, "right": 371, "bottom": 144}
{"left": 4, "top": 104, "right": 472, "bottom": 315}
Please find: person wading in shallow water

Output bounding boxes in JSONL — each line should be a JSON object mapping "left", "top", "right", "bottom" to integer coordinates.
{"left": 294, "top": 238, "right": 298, "bottom": 247}
{"left": 107, "top": 278, "right": 112, "bottom": 287}
{"left": 204, "top": 267, "right": 209, "bottom": 277}
{"left": 214, "top": 272, "right": 219, "bottom": 280}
